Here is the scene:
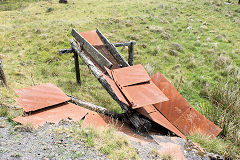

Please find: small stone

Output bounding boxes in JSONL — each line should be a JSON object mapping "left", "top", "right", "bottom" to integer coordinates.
{"left": 59, "top": 0, "right": 67, "bottom": 3}
{"left": 169, "top": 49, "right": 178, "bottom": 56}
{"left": 171, "top": 43, "right": 184, "bottom": 52}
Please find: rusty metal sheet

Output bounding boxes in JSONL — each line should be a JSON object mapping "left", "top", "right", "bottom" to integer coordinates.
{"left": 173, "top": 107, "right": 222, "bottom": 137}
{"left": 151, "top": 72, "right": 222, "bottom": 137}
{"left": 136, "top": 105, "right": 186, "bottom": 139}
{"left": 112, "top": 64, "right": 151, "bottom": 87}
{"left": 103, "top": 74, "right": 129, "bottom": 105}
{"left": 13, "top": 103, "right": 89, "bottom": 128}
{"left": 79, "top": 30, "right": 104, "bottom": 47}
{"left": 15, "top": 83, "right": 70, "bottom": 112}
{"left": 122, "top": 81, "right": 169, "bottom": 109}
{"left": 151, "top": 73, "right": 190, "bottom": 123}
{"left": 104, "top": 66, "right": 113, "bottom": 79}
{"left": 81, "top": 112, "right": 109, "bottom": 128}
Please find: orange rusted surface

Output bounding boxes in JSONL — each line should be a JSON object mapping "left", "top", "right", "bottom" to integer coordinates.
{"left": 13, "top": 103, "right": 89, "bottom": 128}
{"left": 108, "top": 65, "right": 168, "bottom": 109}
{"left": 174, "top": 107, "right": 222, "bottom": 137}
{"left": 136, "top": 105, "right": 186, "bottom": 139}
{"left": 103, "top": 74, "right": 129, "bottom": 105}
{"left": 81, "top": 112, "right": 109, "bottom": 128}
{"left": 15, "top": 83, "right": 70, "bottom": 112}
{"left": 112, "top": 64, "right": 150, "bottom": 87}
{"left": 151, "top": 72, "right": 222, "bottom": 137}
{"left": 122, "top": 81, "right": 169, "bottom": 109}
{"left": 158, "top": 143, "right": 186, "bottom": 160}
{"left": 79, "top": 30, "right": 104, "bottom": 47}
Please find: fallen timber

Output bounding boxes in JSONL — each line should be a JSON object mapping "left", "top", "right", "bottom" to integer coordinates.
{"left": 70, "top": 39, "right": 151, "bottom": 132}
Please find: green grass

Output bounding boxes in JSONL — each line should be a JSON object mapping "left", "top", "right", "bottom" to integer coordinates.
{"left": 189, "top": 133, "right": 240, "bottom": 159}
{"left": 54, "top": 124, "right": 138, "bottom": 160}
{"left": 0, "top": 0, "right": 240, "bottom": 158}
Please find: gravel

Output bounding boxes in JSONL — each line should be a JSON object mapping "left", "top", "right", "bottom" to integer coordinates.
{"left": 0, "top": 117, "right": 221, "bottom": 160}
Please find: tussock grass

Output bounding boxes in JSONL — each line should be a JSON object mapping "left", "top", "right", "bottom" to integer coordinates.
{"left": 189, "top": 133, "right": 240, "bottom": 159}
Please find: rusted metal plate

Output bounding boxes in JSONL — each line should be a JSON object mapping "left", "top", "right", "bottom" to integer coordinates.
{"left": 136, "top": 105, "right": 186, "bottom": 139}
{"left": 151, "top": 72, "right": 222, "bottom": 137}
{"left": 122, "top": 81, "right": 169, "bottom": 109}
{"left": 15, "top": 83, "right": 70, "bottom": 112}
{"left": 98, "top": 46, "right": 120, "bottom": 69}
{"left": 103, "top": 74, "right": 129, "bottom": 105}
{"left": 151, "top": 73, "right": 190, "bottom": 123}
{"left": 13, "top": 103, "right": 89, "bottom": 128}
{"left": 81, "top": 112, "right": 109, "bottom": 128}
{"left": 79, "top": 30, "right": 104, "bottom": 47}
{"left": 112, "top": 64, "right": 150, "bottom": 87}
{"left": 173, "top": 107, "right": 222, "bottom": 137}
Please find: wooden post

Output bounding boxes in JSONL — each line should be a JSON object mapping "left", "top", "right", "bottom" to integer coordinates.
{"left": 128, "top": 41, "right": 134, "bottom": 66}
{"left": 0, "top": 59, "right": 7, "bottom": 86}
{"left": 96, "top": 29, "right": 129, "bottom": 67}
{"left": 73, "top": 50, "right": 81, "bottom": 84}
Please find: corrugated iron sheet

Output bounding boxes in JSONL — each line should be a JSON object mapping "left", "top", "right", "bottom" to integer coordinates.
{"left": 13, "top": 103, "right": 89, "bottom": 128}
{"left": 151, "top": 72, "right": 222, "bottom": 137}
{"left": 15, "top": 83, "right": 70, "bottom": 112}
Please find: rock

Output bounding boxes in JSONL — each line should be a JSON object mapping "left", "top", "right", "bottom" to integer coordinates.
{"left": 147, "top": 25, "right": 164, "bottom": 33}
{"left": 59, "top": 0, "right": 67, "bottom": 3}
{"left": 171, "top": 43, "right": 184, "bottom": 52}
{"left": 161, "top": 32, "right": 171, "bottom": 40}
{"left": 169, "top": 49, "right": 178, "bottom": 56}
{"left": 200, "top": 25, "right": 208, "bottom": 30}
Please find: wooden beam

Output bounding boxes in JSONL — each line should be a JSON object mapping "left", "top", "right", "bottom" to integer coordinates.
{"left": 73, "top": 50, "right": 81, "bottom": 84}
{"left": 96, "top": 29, "right": 129, "bottom": 68}
{"left": 58, "top": 48, "right": 73, "bottom": 54}
{"left": 67, "top": 94, "right": 124, "bottom": 119}
{"left": 113, "top": 41, "right": 136, "bottom": 47}
{"left": 72, "top": 29, "right": 113, "bottom": 69}
{"left": 128, "top": 41, "right": 134, "bottom": 66}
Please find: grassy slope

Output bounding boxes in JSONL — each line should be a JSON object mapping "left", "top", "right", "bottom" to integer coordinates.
{"left": 0, "top": 0, "right": 239, "bottom": 155}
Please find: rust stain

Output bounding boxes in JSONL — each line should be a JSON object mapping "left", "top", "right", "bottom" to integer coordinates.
{"left": 13, "top": 103, "right": 89, "bottom": 128}
{"left": 15, "top": 83, "right": 70, "bottom": 112}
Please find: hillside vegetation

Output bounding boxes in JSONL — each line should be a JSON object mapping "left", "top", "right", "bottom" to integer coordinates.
{"left": 0, "top": 0, "right": 239, "bottom": 158}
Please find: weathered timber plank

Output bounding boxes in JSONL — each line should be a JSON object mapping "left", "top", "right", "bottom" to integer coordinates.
{"left": 67, "top": 94, "right": 124, "bottom": 119}
{"left": 96, "top": 29, "right": 129, "bottom": 68}
{"left": 71, "top": 29, "right": 113, "bottom": 69}
{"left": 128, "top": 41, "right": 134, "bottom": 66}
{"left": 113, "top": 41, "right": 136, "bottom": 47}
